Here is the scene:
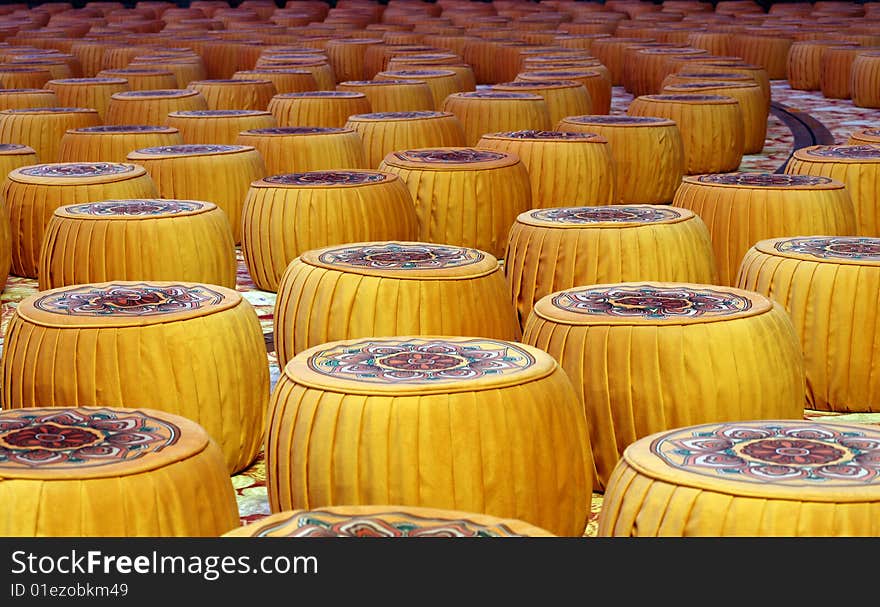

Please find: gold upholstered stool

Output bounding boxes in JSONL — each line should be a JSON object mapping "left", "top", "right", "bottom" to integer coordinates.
{"left": 166, "top": 109, "right": 277, "bottom": 145}
{"left": 599, "top": 419, "right": 880, "bottom": 536}
{"left": 375, "top": 69, "right": 464, "bottom": 109}
{"left": 738, "top": 236, "right": 880, "bottom": 413}
{"left": 0, "top": 143, "right": 38, "bottom": 176}
{"left": 44, "top": 77, "right": 129, "bottom": 121}
{"left": 96, "top": 68, "right": 178, "bottom": 91}
{"left": 274, "top": 241, "right": 520, "bottom": 362}
{"left": 522, "top": 282, "right": 806, "bottom": 490}
{"left": 1, "top": 281, "right": 269, "bottom": 474}
{"left": 505, "top": 206, "right": 717, "bottom": 327}
{"left": 785, "top": 145, "right": 880, "bottom": 237}
{"left": 0, "top": 67, "right": 53, "bottom": 89}
{"left": 105, "top": 89, "right": 209, "bottom": 126}
{"left": 673, "top": 173, "right": 858, "bottom": 285}
{"left": 233, "top": 69, "right": 319, "bottom": 94}
{"left": 822, "top": 47, "right": 880, "bottom": 100}
{"left": 266, "top": 336, "right": 593, "bottom": 536}
{"left": 627, "top": 93, "right": 744, "bottom": 175}
{"left": 440, "top": 91, "right": 552, "bottom": 146}
{"left": 268, "top": 90, "right": 371, "bottom": 128}
{"left": 38, "top": 198, "right": 237, "bottom": 290}
{"left": 787, "top": 40, "right": 860, "bottom": 92}
{"left": 127, "top": 143, "right": 266, "bottom": 244}
{"left": 241, "top": 171, "right": 418, "bottom": 292}
{"left": 678, "top": 62, "right": 772, "bottom": 110}
{"left": 557, "top": 115, "right": 685, "bottom": 204}
{"left": 0, "top": 406, "right": 239, "bottom": 537}
{"left": 345, "top": 110, "right": 466, "bottom": 168}
{"left": 235, "top": 126, "right": 367, "bottom": 174}
{"left": 336, "top": 78, "right": 434, "bottom": 112}
{"left": 490, "top": 79, "right": 592, "bottom": 128}
{"left": 0, "top": 89, "right": 59, "bottom": 110}
{"left": 516, "top": 69, "right": 612, "bottom": 115}
{"left": 187, "top": 78, "right": 277, "bottom": 111}
{"left": 847, "top": 127, "right": 880, "bottom": 146}
{"left": 846, "top": 51, "right": 880, "bottom": 108}
{"left": 58, "top": 125, "right": 182, "bottom": 163}
{"left": 0, "top": 107, "right": 100, "bottom": 162}
{"left": 379, "top": 148, "right": 532, "bottom": 259}
{"left": 223, "top": 505, "right": 554, "bottom": 537}
{"left": 477, "top": 129, "right": 617, "bottom": 207}
{"left": 2, "top": 162, "right": 159, "bottom": 278}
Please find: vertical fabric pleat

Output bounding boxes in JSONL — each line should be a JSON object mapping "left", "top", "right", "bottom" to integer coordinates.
{"left": 268, "top": 92, "right": 372, "bottom": 128}
{"left": 169, "top": 112, "right": 277, "bottom": 145}
{"left": 58, "top": 128, "right": 183, "bottom": 163}
{"left": 0, "top": 109, "right": 101, "bottom": 162}
{"left": 440, "top": 93, "right": 552, "bottom": 146}
{"left": 346, "top": 113, "right": 466, "bottom": 169}
{"left": 236, "top": 128, "right": 367, "bottom": 174}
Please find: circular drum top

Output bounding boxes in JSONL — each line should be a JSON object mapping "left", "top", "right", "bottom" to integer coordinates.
{"left": 253, "top": 170, "right": 393, "bottom": 188}
{"left": 48, "top": 77, "right": 128, "bottom": 85}
{"left": 241, "top": 126, "right": 349, "bottom": 135}
{"left": 0, "top": 407, "right": 209, "bottom": 480}
{"left": 17, "top": 281, "right": 242, "bottom": 328}
{"left": 127, "top": 144, "right": 253, "bottom": 159}
{"left": 533, "top": 282, "right": 772, "bottom": 326}
{"left": 792, "top": 144, "right": 880, "bottom": 163}
{"left": 684, "top": 173, "right": 842, "bottom": 189}
{"left": 755, "top": 236, "right": 880, "bottom": 266}
{"left": 348, "top": 111, "right": 449, "bottom": 121}
{"left": 481, "top": 129, "right": 606, "bottom": 142}
{"left": 55, "top": 199, "right": 215, "bottom": 220}
{"left": 379, "top": 70, "right": 457, "bottom": 77}
{"left": 627, "top": 420, "right": 880, "bottom": 502}
{"left": 111, "top": 89, "right": 201, "bottom": 99}
{"left": 664, "top": 81, "right": 758, "bottom": 90}
{"left": 493, "top": 80, "right": 582, "bottom": 89}
{"left": 226, "top": 506, "right": 551, "bottom": 537}
{"left": 190, "top": 79, "right": 268, "bottom": 85}
{"left": 287, "top": 336, "right": 557, "bottom": 395}
{"left": 518, "top": 205, "right": 695, "bottom": 229}
{"left": 561, "top": 115, "right": 676, "bottom": 127}
{"left": 168, "top": 109, "right": 271, "bottom": 117}
{"left": 300, "top": 241, "right": 499, "bottom": 279}
{"left": 8, "top": 162, "right": 146, "bottom": 185}
{"left": 0, "top": 143, "right": 35, "bottom": 154}
{"left": 522, "top": 70, "right": 602, "bottom": 78}
{"left": 339, "top": 79, "right": 427, "bottom": 86}
{"left": 638, "top": 94, "right": 739, "bottom": 103}
{"left": 0, "top": 107, "right": 98, "bottom": 115}
{"left": 273, "top": 91, "right": 366, "bottom": 98}
{"left": 382, "top": 147, "right": 517, "bottom": 170}
{"left": 449, "top": 91, "right": 545, "bottom": 100}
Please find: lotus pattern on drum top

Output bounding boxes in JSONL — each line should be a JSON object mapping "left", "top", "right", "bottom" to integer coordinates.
{"left": 353, "top": 111, "right": 442, "bottom": 119}
{"left": 316, "top": 243, "right": 485, "bottom": 270}
{"left": 551, "top": 285, "right": 753, "bottom": 318}
{"left": 263, "top": 171, "right": 386, "bottom": 185}
{"left": 803, "top": 145, "right": 880, "bottom": 159}
{"left": 530, "top": 206, "right": 682, "bottom": 224}
{"left": 0, "top": 144, "right": 29, "bottom": 151}
{"left": 393, "top": 149, "right": 505, "bottom": 163}
{"left": 63, "top": 200, "right": 204, "bottom": 216}
{"left": 247, "top": 127, "right": 343, "bottom": 134}
{"left": 18, "top": 163, "right": 135, "bottom": 177}
{"left": 33, "top": 284, "right": 226, "bottom": 316}
{"left": 76, "top": 125, "right": 173, "bottom": 132}
{"left": 136, "top": 144, "right": 243, "bottom": 155}
{"left": 774, "top": 236, "right": 880, "bottom": 260}
{"left": 566, "top": 115, "right": 668, "bottom": 124}
{"left": 696, "top": 173, "right": 833, "bottom": 186}
{"left": 173, "top": 110, "right": 265, "bottom": 116}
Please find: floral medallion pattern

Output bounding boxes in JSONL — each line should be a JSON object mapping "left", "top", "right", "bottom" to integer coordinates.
{"left": 530, "top": 206, "right": 682, "bottom": 224}
{"left": 393, "top": 149, "right": 505, "bottom": 163}
{"left": 566, "top": 115, "right": 667, "bottom": 125}
{"left": 696, "top": 173, "right": 832, "bottom": 187}
{"left": 19, "top": 163, "right": 135, "bottom": 178}
{"left": 354, "top": 111, "right": 441, "bottom": 120}
{"left": 774, "top": 236, "right": 880, "bottom": 260}
{"left": 317, "top": 243, "right": 484, "bottom": 270}
{"left": 496, "top": 130, "right": 595, "bottom": 139}
{"left": 551, "top": 285, "right": 753, "bottom": 319}
{"left": 34, "top": 284, "right": 225, "bottom": 317}
{"left": 247, "top": 127, "right": 342, "bottom": 134}
{"left": 252, "top": 511, "right": 522, "bottom": 537}
{"left": 64, "top": 200, "right": 204, "bottom": 216}
{"left": 803, "top": 145, "right": 880, "bottom": 159}
{"left": 135, "top": 144, "right": 241, "bottom": 155}
{"left": 76, "top": 125, "right": 171, "bottom": 133}
{"left": 263, "top": 171, "right": 385, "bottom": 186}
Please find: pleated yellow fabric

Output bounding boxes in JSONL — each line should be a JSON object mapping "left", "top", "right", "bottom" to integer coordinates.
{"left": 440, "top": 91, "right": 552, "bottom": 146}
{"left": 505, "top": 206, "right": 717, "bottom": 328}
{"left": 672, "top": 173, "right": 858, "bottom": 285}
{"left": 516, "top": 69, "right": 612, "bottom": 115}
{"left": 737, "top": 236, "right": 880, "bottom": 412}
{"left": 1, "top": 282, "right": 269, "bottom": 474}
{"left": 378, "top": 147, "right": 532, "bottom": 259}
{"left": 266, "top": 336, "right": 593, "bottom": 536}
{"left": 223, "top": 504, "right": 555, "bottom": 536}
{"left": 729, "top": 31, "right": 793, "bottom": 79}
{"left": 2, "top": 163, "right": 159, "bottom": 278}
{"left": 0, "top": 67, "right": 53, "bottom": 89}
{"left": 491, "top": 80, "right": 592, "bottom": 128}
{"left": 0, "top": 143, "right": 38, "bottom": 177}
{"left": 785, "top": 145, "right": 880, "bottom": 236}
{"left": 631, "top": 47, "right": 709, "bottom": 96}
{"left": 0, "top": 406, "right": 240, "bottom": 537}
{"left": 325, "top": 38, "right": 384, "bottom": 82}
{"left": 848, "top": 127, "right": 880, "bottom": 146}
{"left": 476, "top": 130, "right": 617, "bottom": 207}
{"left": 344, "top": 110, "right": 466, "bottom": 168}
{"left": 274, "top": 241, "right": 520, "bottom": 362}
{"left": 235, "top": 126, "right": 367, "bottom": 175}
{"left": 130, "top": 59, "right": 207, "bottom": 89}
{"left": 127, "top": 143, "right": 266, "bottom": 244}
{"left": 268, "top": 90, "right": 372, "bottom": 128}
{"left": 389, "top": 61, "right": 477, "bottom": 92}
{"left": 556, "top": 115, "right": 685, "bottom": 204}
{"left": 0, "top": 107, "right": 100, "bottom": 163}
{"left": 522, "top": 282, "right": 806, "bottom": 490}
{"left": 105, "top": 89, "right": 209, "bottom": 126}
{"left": 96, "top": 68, "right": 178, "bottom": 91}
{"left": 788, "top": 40, "right": 860, "bottom": 92}
{"left": 821, "top": 47, "right": 879, "bottom": 100}
{"left": 598, "top": 419, "right": 880, "bottom": 536}
{"left": 38, "top": 199, "right": 237, "bottom": 290}
{"left": 375, "top": 69, "right": 463, "bottom": 109}
{"left": 241, "top": 171, "right": 418, "bottom": 292}
{"left": 256, "top": 57, "right": 336, "bottom": 90}
{"left": 627, "top": 93, "right": 744, "bottom": 175}
{"left": 44, "top": 77, "right": 130, "bottom": 121}
{"left": 591, "top": 37, "right": 650, "bottom": 86}
{"left": 166, "top": 109, "right": 277, "bottom": 145}
{"left": 58, "top": 125, "right": 183, "bottom": 163}
{"left": 336, "top": 79, "right": 434, "bottom": 112}
{"left": 678, "top": 62, "right": 772, "bottom": 113}
{"left": 188, "top": 78, "right": 277, "bottom": 111}
{"left": 232, "top": 69, "right": 319, "bottom": 94}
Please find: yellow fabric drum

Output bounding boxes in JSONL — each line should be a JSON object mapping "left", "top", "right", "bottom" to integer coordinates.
{"left": 673, "top": 173, "right": 858, "bottom": 285}
{"left": 0, "top": 107, "right": 100, "bottom": 163}
{"left": 788, "top": 40, "right": 859, "bottom": 92}
{"left": 516, "top": 69, "right": 612, "bottom": 115}
{"left": 1, "top": 281, "right": 269, "bottom": 474}
{"left": 224, "top": 505, "right": 555, "bottom": 537}
{"left": 344, "top": 110, "right": 466, "bottom": 168}
{"left": 785, "top": 145, "right": 880, "bottom": 237}
{"left": 821, "top": 47, "right": 879, "bottom": 100}
{"left": 375, "top": 68, "right": 463, "bottom": 109}
{"left": 0, "top": 89, "right": 59, "bottom": 110}
{"left": 268, "top": 90, "right": 371, "bottom": 128}
{"left": 336, "top": 79, "right": 434, "bottom": 112}
{"left": 266, "top": 336, "right": 593, "bottom": 536}
{"left": 274, "top": 241, "right": 520, "bottom": 362}
{"left": 105, "top": 89, "right": 209, "bottom": 126}
{"left": 0, "top": 67, "right": 53, "bottom": 89}
{"left": 440, "top": 91, "right": 552, "bottom": 146}
{"left": 477, "top": 129, "right": 617, "bottom": 207}
{"left": 241, "top": 171, "right": 418, "bottom": 292}
{"left": 678, "top": 62, "right": 771, "bottom": 112}
{"left": 599, "top": 419, "right": 880, "bottom": 536}
{"left": 127, "top": 143, "right": 266, "bottom": 244}
{"left": 379, "top": 148, "right": 532, "bottom": 259}
{"left": 188, "top": 78, "right": 277, "bottom": 111}
{"left": 235, "top": 126, "right": 367, "bottom": 174}
{"left": 491, "top": 80, "right": 592, "bottom": 129}
{"left": 506, "top": 206, "right": 717, "bottom": 327}
{"left": 522, "top": 282, "right": 806, "bottom": 490}
{"left": 58, "top": 125, "right": 183, "bottom": 163}
{"left": 738, "top": 236, "right": 880, "bottom": 413}
{"left": 0, "top": 406, "right": 239, "bottom": 537}
{"left": 96, "top": 67, "right": 178, "bottom": 91}
{"left": 2, "top": 162, "right": 159, "bottom": 278}
{"left": 848, "top": 127, "right": 880, "bottom": 146}
{"left": 166, "top": 109, "right": 277, "bottom": 145}
{"left": 627, "top": 93, "right": 744, "bottom": 175}
{"left": 729, "top": 31, "right": 793, "bottom": 79}
{"left": 556, "top": 115, "right": 685, "bottom": 204}
{"left": 233, "top": 69, "right": 319, "bottom": 95}
{"left": 44, "top": 77, "right": 129, "bottom": 121}
{"left": 326, "top": 38, "right": 384, "bottom": 82}
{"left": 38, "top": 198, "right": 236, "bottom": 290}
{"left": 0, "top": 143, "right": 38, "bottom": 177}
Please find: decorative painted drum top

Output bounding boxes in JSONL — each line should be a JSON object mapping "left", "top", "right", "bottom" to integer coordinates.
{"left": 275, "top": 91, "right": 365, "bottom": 98}
{"left": 169, "top": 110, "right": 268, "bottom": 117}
{"left": 452, "top": 91, "right": 543, "bottom": 100}
{"left": 128, "top": 144, "right": 251, "bottom": 158}
{"left": 0, "top": 407, "right": 208, "bottom": 480}
{"left": 534, "top": 283, "right": 771, "bottom": 325}
{"left": 16, "top": 163, "right": 137, "bottom": 178}
{"left": 626, "top": 420, "right": 880, "bottom": 500}
{"left": 518, "top": 205, "right": 691, "bottom": 228}
{"left": 350, "top": 111, "right": 446, "bottom": 120}
{"left": 341, "top": 79, "right": 424, "bottom": 86}
{"left": 57, "top": 199, "right": 211, "bottom": 220}
{"left": 50, "top": 78, "right": 127, "bottom": 85}
{"left": 381, "top": 70, "right": 455, "bottom": 77}
{"left": 754, "top": 236, "right": 880, "bottom": 266}
{"left": 0, "top": 143, "right": 33, "bottom": 153}
{"left": 193, "top": 79, "right": 261, "bottom": 85}
{"left": 73, "top": 125, "right": 178, "bottom": 133}
{"left": 258, "top": 171, "right": 389, "bottom": 187}
{"left": 287, "top": 337, "right": 557, "bottom": 395}
{"left": 861, "top": 129, "right": 880, "bottom": 137}
{"left": 795, "top": 145, "right": 880, "bottom": 162}
{"left": 494, "top": 80, "right": 574, "bottom": 88}
{"left": 2, "top": 107, "right": 94, "bottom": 114}
{"left": 642, "top": 94, "right": 736, "bottom": 103}
{"left": 301, "top": 242, "right": 499, "bottom": 278}
{"left": 665, "top": 81, "right": 747, "bottom": 90}
{"left": 388, "top": 148, "right": 514, "bottom": 168}
{"left": 690, "top": 173, "right": 837, "bottom": 188}
{"left": 489, "top": 130, "right": 602, "bottom": 141}
{"left": 562, "top": 115, "right": 675, "bottom": 126}
{"left": 243, "top": 126, "right": 346, "bottom": 135}
{"left": 113, "top": 90, "right": 198, "bottom": 98}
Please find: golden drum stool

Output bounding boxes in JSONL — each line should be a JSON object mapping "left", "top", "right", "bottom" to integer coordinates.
{"left": 58, "top": 125, "right": 183, "bottom": 163}
{"left": 268, "top": 90, "right": 371, "bottom": 128}
{"left": 96, "top": 68, "right": 178, "bottom": 91}
{"left": 0, "top": 107, "right": 100, "bottom": 163}
{"left": 44, "top": 77, "right": 129, "bottom": 121}
{"left": 105, "top": 89, "right": 209, "bottom": 126}
{"left": 344, "top": 110, "right": 466, "bottom": 168}
{"left": 166, "top": 109, "right": 277, "bottom": 145}
{"left": 235, "top": 126, "right": 367, "bottom": 174}
{"left": 336, "top": 78, "right": 434, "bottom": 112}
{"left": 440, "top": 91, "right": 552, "bottom": 146}
{"left": 491, "top": 79, "right": 592, "bottom": 128}
{"left": 187, "top": 78, "right": 277, "bottom": 111}
{"left": 0, "top": 89, "right": 59, "bottom": 110}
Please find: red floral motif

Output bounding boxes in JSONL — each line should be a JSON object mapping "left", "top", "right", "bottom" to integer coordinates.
{"left": 253, "top": 511, "right": 521, "bottom": 537}
{"left": 317, "top": 243, "right": 484, "bottom": 270}
{"left": 552, "top": 285, "right": 752, "bottom": 319}
{"left": 2, "top": 424, "right": 100, "bottom": 450}
{"left": 35, "top": 284, "right": 225, "bottom": 316}
{"left": 775, "top": 237, "right": 880, "bottom": 260}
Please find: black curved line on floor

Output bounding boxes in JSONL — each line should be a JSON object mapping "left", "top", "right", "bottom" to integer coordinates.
{"left": 769, "top": 100, "right": 836, "bottom": 173}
